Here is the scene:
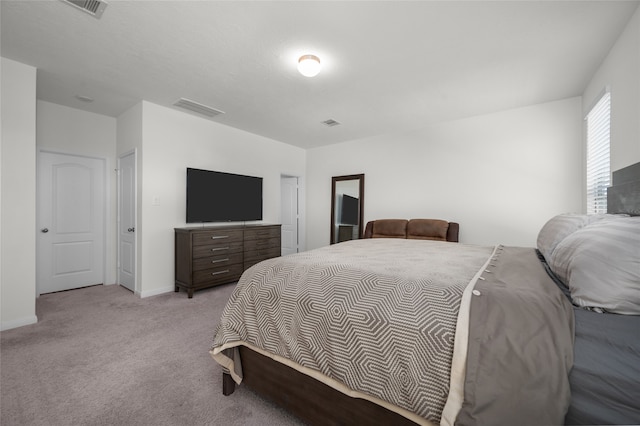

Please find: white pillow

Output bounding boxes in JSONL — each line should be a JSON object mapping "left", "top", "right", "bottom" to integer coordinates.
{"left": 549, "top": 216, "right": 640, "bottom": 315}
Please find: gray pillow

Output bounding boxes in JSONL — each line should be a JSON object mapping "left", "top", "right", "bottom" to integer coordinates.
{"left": 536, "top": 213, "right": 625, "bottom": 262}
{"left": 549, "top": 216, "right": 640, "bottom": 315}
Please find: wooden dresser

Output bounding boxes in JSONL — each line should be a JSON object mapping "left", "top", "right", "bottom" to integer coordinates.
{"left": 175, "top": 224, "right": 281, "bottom": 298}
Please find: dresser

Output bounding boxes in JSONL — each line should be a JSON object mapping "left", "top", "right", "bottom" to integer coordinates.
{"left": 175, "top": 224, "right": 281, "bottom": 298}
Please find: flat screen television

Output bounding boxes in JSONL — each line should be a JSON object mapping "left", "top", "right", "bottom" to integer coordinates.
{"left": 186, "top": 168, "right": 263, "bottom": 223}
{"left": 340, "top": 194, "right": 359, "bottom": 225}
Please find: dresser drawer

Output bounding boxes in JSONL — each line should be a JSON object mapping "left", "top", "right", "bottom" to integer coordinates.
{"left": 193, "top": 263, "right": 243, "bottom": 286}
{"left": 244, "top": 259, "right": 264, "bottom": 270}
{"left": 192, "top": 253, "right": 243, "bottom": 272}
{"left": 244, "top": 226, "right": 280, "bottom": 241}
{"left": 244, "top": 250, "right": 280, "bottom": 270}
{"left": 244, "top": 237, "right": 280, "bottom": 252}
{"left": 193, "top": 240, "right": 243, "bottom": 259}
{"left": 193, "top": 229, "right": 243, "bottom": 246}
{"left": 244, "top": 246, "right": 281, "bottom": 264}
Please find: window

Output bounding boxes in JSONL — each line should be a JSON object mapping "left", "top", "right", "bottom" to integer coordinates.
{"left": 585, "top": 92, "right": 611, "bottom": 214}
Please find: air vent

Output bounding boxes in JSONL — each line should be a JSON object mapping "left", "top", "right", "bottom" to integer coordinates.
{"left": 61, "top": 0, "right": 108, "bottom": 19}
{"left": 173, "top": 98, "right": 225, "bottom": 118}
{"left": 322, "top": 119, "right": 341, "bottom": 127}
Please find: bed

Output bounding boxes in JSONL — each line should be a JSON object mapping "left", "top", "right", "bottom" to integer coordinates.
{"left": 210, "top": 163, "right": 640, "bottom": 426}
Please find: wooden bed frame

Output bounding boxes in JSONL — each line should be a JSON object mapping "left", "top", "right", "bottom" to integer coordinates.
{"left": 221, "top": 162, "right": 640, "bottom": 425}
{"left": 223, "top": 346, "right": 417, "bottom": 425}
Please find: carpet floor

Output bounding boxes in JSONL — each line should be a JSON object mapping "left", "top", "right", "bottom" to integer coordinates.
{"left": 1, "top": 284, "right": 303, "bottom": 426}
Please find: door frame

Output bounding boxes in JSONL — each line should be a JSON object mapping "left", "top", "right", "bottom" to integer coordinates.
{"left": 117, "top": 149, "right": 137, "bottom": 294}
{"left": 36, "top": 149, "right": 109, "bottom": 297}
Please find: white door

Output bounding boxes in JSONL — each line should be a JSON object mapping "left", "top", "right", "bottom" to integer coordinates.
{"left": 118, "top": 152, "right": 136, "bottom": 292}
{"left": 281, "top": 176, "right": 299, "bottom": 256}
{"left": 37, "top": 152, "right": 105, "bottom": 294}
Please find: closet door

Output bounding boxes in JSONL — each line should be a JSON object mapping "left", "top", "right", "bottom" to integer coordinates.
{"left": 118, "top": 151, "right": 136, "bottom": 292}
{"left": 37, "top": 151, "right": 105, "bottom": 294}
{"left": 281, "top": 176, "right": 299, "bottom": 255}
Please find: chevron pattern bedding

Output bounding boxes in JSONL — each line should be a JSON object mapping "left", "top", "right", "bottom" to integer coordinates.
{"left": 211, "top": 239, "right": 494, "bottom": 423}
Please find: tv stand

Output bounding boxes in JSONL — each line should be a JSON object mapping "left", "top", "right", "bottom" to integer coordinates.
{"left": 174, "top": 224, "right": 281, "bottom": 298}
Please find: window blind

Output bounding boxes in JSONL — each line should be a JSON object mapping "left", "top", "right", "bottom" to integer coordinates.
{"left": 586, "top": 92, "right": 611, "bottom": 214}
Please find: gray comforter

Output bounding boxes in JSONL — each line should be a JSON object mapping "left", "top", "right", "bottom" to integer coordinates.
{"left": 210, "top": 239, "right": 574, "bottom": 425}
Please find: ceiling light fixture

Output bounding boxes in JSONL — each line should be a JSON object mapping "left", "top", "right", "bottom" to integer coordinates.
{"left": 297, "top": 54, "right": 321, "bottom": 77}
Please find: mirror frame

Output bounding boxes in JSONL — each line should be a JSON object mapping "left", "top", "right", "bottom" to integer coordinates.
{"left": 330, "top": 174, "right": 365, "bottom": 244}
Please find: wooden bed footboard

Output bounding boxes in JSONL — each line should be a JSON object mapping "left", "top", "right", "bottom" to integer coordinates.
{"left": 222, "top": 345, "right": 418, "bottom": 425}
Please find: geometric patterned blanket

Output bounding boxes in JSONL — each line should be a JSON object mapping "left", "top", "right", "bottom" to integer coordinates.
{"left": 211, "top": 239, "right": 493, "bottom": 424}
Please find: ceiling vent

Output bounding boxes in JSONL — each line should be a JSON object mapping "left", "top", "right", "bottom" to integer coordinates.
{"left": 173, "top": 98, "right": 225, "bottom": 118}
{"left": 322, "top": 119, "right": 341, "bottom": 127}
{"left": 61, "top": 0, "right": 108, "bottom": 19}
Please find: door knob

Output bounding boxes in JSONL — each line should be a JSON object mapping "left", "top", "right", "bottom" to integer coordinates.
{"left": 41, "top": 228, "right": 49, "bottom": 233}
{"left": 127, "top": 227, "right": 135, "bottom": 232}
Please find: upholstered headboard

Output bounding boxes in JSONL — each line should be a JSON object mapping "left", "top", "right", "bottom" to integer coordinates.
{"left": 363, "top": 219, "right": 459, "bottom": 242}
{"left": 608, "top": 162, "right": 640, "bottom": 216}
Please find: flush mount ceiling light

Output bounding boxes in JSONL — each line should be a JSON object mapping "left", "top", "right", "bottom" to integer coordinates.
{"left": 297, "top": 54, "right": 321, "bottom": 77}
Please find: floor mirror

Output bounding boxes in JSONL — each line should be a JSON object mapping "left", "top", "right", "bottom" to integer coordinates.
{"left": 330, "top": 174, "right": 364, "bottom": 244}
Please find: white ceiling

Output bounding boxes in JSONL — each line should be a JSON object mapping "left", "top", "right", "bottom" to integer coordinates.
{"left": 1, "top": 1, "right": 638, "bottom": 149}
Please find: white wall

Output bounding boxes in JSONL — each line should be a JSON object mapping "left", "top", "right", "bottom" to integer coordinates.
{"left": 37, "top": 101, "right": 118, "bottom": 285}
{"left": 135, "top": 101, "right": 306, "bottom": 297}
{"left": 1, "top": 57, "right": 37, "bottom": 330}
{"left": 307, "top": 97, "right": 583, "bottom": 249}
{"left": 583, "top": 5, "right": 640, "bottom": 172}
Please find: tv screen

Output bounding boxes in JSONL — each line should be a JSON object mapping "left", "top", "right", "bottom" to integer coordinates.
{"left": 186, "top": 168, "right": 263, "bottom": 223}
{"left": 340, "top": 194, "right": 359, "bottom": 225}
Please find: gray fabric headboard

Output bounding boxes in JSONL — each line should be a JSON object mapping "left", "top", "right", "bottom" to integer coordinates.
{"left": 607, "top": 162, "right": 640, "bottom": 216}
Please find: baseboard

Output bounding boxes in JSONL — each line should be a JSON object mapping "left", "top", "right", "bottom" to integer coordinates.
{"left": 1, "top": 315, "right": 38, "bottom": 332}
{"left": 139, "top": 286, "right": 174, "bottom": 299}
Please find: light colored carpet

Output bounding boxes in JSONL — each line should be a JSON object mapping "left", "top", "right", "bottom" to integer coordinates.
{"left": 0, "top": 284, "right": 304, "bottom": 426}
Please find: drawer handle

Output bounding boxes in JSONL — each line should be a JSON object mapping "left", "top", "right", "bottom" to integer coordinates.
{"left": 211, "top": 247, "right": 229, "bottom": 252}
{"left": 211, "top": 258, "right": 229, "bottom": 264}
{"left": 211, "top": 270, "right": 230, "bottom": 276}
{"left": 211, "top": 235, "right": 229, "bottom": 240}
